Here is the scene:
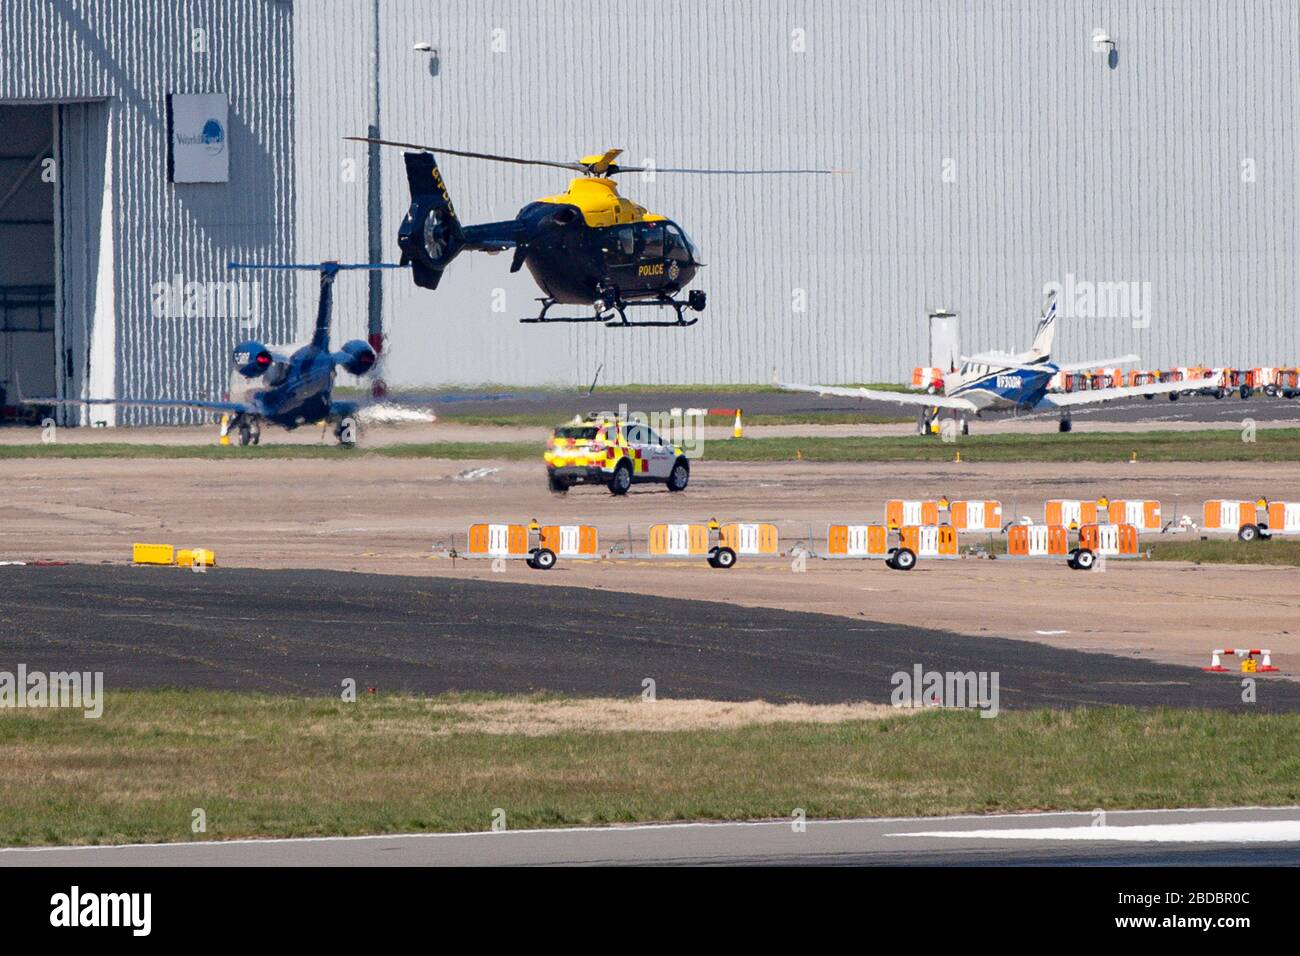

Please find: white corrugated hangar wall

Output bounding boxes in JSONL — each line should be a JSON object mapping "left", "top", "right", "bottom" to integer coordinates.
{"left": 296, "top": 0, "right": 1300, "bottom": 389}
{"left": 0, "top": 0, "right": 295, "bottom": 424}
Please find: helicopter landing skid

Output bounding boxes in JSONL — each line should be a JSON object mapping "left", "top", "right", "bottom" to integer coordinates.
{"left": 519, "top": 295, "right": 701, "bottom": 328}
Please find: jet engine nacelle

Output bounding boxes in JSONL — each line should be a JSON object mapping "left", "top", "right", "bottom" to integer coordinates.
{"left": 335, "top": 339, "right": 377, "bottom": 376}
{"left": 232, "top": 340, "right": 273, "bottom": 378}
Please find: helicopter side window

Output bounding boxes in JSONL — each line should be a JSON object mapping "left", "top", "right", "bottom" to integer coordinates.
{"left": 604, "top": 225, "right": 636, "bottom": 265}
{"left": 664, "top": 224, "right": 691, "bottom": 262}
{"left": 639, "top": 224, "right": 664, "bottom": 259}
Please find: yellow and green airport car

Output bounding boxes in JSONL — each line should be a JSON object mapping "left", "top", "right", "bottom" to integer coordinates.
{"left": 543, "top": 416, "right": 690, "bottom": 495}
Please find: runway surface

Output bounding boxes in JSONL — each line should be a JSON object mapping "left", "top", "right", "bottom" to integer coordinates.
{"left": 5, "top": 807, "right": 1297, "bottom": 866}
{"left": 1, "top": 564, "right": 1294, "bottom": 709}
{"left": 413, "top": 387, "right": 1300, "bottom": 425}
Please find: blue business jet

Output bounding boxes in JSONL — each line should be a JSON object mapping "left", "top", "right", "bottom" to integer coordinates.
{"left": 24, "top": 262, "right": 404, "bottom": 446}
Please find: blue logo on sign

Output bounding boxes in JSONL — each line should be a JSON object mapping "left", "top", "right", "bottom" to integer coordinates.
{"left": 201, "top": 119, "right": 225, "bottom": 155}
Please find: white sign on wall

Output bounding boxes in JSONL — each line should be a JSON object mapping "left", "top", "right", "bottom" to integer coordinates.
{"left": 168, "top": 93, "right": 229, "bottom": 183}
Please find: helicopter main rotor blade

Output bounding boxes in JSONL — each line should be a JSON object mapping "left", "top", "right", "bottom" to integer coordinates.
{"left": 345, "top": 137, "right": 587, "bottom": 173}
{"left": 620, "top": 165, "right": 849, "bottom": 175}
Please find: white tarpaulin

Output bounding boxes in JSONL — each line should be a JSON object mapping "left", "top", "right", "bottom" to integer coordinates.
{"left": 169, "top": 93, "right": 229, "bottom": 183}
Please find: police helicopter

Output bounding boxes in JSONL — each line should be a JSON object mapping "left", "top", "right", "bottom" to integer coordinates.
{"left": 22, "top": 261, "right": 404, "bottom": 446}
{"left": 346, "top": 137, "right": 840, "bottom": 327}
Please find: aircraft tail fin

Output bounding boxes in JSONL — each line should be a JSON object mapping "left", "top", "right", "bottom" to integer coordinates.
{"left": 1027, "top": 290, "right": 1058, "bottom": 360}
{"left": 398, "top": 151, "right": 465, "bottom": 290}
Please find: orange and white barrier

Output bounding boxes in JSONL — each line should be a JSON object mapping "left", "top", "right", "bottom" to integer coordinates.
{"left": 1087, "top": 368, "right": 1125, "bottom": 389}
{"left": 1079, "top": 523, "right": 1140, "bottom": 556}
{"left": 1202, "top": 500, "right": 1256, "bottom": 532}
{"left": 1267, "top": 501, "right": 1300, "bottom": 533}
{"left": 949, "top": 499, "right": 1002, "bottom": 531}
{"left": 539, "top": 524, "right": 599, "bottom": 558}
{"left": 898, "top": 525, "right": 958, "bottom": 558}
{"left": 720, "top": 522, "right": 779, "bottom": 555}
{"left": 911, "top": 367, "right": 943, "bottom": 391}
{"left": 1248, "top": 367, "right": 1276, "bottom": 389}
{"left": 648, "top": 523, "right": 711, "bottom": 556}
{"left": 468, "top": 523, "right": 530, "bottom": 557}
{"left": 886, "top": 499, "right": 940, "bottom": 529}
{"left": 826, "top": 524, "right": 890, "bottom": 558}
{"left": 1007, "top": 524, "right": 1069, "bottom": 557}
{"left": 1107, "top": 499, "right": 1161, "bottom": 532}
{"left": 1203, "top": 648, "right": 1279, "bottom": 673}
{"left": 1045, "top": 499, "right": 1099, "bottom": 529}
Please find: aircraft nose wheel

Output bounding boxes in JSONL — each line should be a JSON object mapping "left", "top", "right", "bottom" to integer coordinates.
{"left": 1058, "top": 417, "right": 1072, "bottom": 433}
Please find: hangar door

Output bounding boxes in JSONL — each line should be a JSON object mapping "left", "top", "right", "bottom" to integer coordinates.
{"left": 0, "top": 105, "right": 56, "bottom": 421}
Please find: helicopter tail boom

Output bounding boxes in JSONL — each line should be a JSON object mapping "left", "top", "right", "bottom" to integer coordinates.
{"left": 398, "top": 151, "right": 465, "bottom": 289}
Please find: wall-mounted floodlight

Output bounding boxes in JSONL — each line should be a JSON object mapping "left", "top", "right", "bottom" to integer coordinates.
{"left": 1091, "top": 29, "right": 1118, "bottom": 68}
{"left": 413, "top": 41, "right": 441, "bottom": 76}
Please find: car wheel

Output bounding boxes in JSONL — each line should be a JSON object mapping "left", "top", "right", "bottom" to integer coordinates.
{"left": 1238, "top": 523, "right": 1260, "bottom": 543}
{"left": 609, "top": 461, "right": 632, "bottom": 496}
{"left": 547, "top": 473, "right": 569, "bottom": 494}
{"left": 710, "top": 546, "right": 737, "bottom": 569}
{"left": 890, "top": 547, "right": 917, "bottom": 571}
{"left": 1073, "top": 548, "right": 1096, "bottom": 570}
{"left": 667, "top": 459, "right": 689, "bottom": 492}
{"left": 530, "top": 548, "right": 557, "bottom": 570}
{"left": 1240, "top": 385, "right": 1253, "bottom": 400}
{"left": 1169, "top": 391, "right": 1180, "bottom": 401}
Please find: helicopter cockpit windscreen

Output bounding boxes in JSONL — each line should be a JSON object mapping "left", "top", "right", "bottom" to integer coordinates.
{"left": 665, "top": 223, "right": 701, "bottom": 264}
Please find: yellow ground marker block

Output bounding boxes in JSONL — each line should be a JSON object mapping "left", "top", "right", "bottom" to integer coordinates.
{"left": 176, "top": 548, "right": 216, "bottom": 568}
{"left": 133, "top": 543, "right": 175, "bottom": 565}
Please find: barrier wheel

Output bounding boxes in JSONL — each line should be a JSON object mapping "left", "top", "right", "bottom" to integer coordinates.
{"left": 530, "top": 547, "right": 557, "bottom": 570}
{"left": 609, "top": 461, "right": 633, "bottom": 496}
{"left": 711, "top": 546, "right": 737, "bottom": 569}
{"left": 1240, "top": 385, "right": 1253, "bottom": 400}
{"left": 1238, "top": 523, "right": 1260, "bottom": 543}
{"left": 1073, "top": 548, "right": 1096, "bottom": 570}
{"left": 890, "top": 547, "right": 917, "bottom": 571}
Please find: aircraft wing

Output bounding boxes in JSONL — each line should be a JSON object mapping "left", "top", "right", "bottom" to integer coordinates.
{"left": 1039, "top": 374, "right": 1219, "bottom": 408}
{"left": 960, "top": 352, "right": 1043, "bottom": 372}
{"left": 22, "top": 395, "right": 254, "bottom": 415}
{"left": 1052, "top": 354, "right": 1140, "bottom": 374}
{"left": 777, "top": 381, "right": 978, "bottom": 411}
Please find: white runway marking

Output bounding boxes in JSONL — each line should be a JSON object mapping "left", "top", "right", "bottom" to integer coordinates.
{"left": 890, "top": 820, "right": 1300, "bottom": 843}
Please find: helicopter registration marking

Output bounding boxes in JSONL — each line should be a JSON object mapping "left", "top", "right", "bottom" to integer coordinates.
{"left": 638, "top": 262, "right": 665, "bottom": 277}
{"left": 430, "top": 166, "right": 457, "bottom": 219}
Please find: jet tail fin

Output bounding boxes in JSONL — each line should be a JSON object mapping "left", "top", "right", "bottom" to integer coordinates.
{"left": 398, "top": 152, "right": 465, "bottom": 290}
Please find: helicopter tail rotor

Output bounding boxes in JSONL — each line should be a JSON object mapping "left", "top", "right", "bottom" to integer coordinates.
{"left": 398, "top": 151, "right": 465, "bottom": 289}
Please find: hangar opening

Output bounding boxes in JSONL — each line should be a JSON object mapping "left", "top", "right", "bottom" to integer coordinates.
{"left": 0, "top": 105, "right": 56, "bottom": 423}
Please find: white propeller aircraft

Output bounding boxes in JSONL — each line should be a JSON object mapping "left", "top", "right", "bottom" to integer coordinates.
{"left": 779, "top": 292, "right": 1217, "bottom": 434}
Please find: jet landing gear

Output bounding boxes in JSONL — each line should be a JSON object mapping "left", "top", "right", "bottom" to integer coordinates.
{"left": 1058, "top": 416, "right": 1073, "bottom": 433}
{"left": 333, "top": 416, "right": 358, "bottom": 448}
{"left": 519, "top": 289, "right": 706, "bottom": 328}
{"left": 231, "top": 415, "right": 261, "bottom": 446}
